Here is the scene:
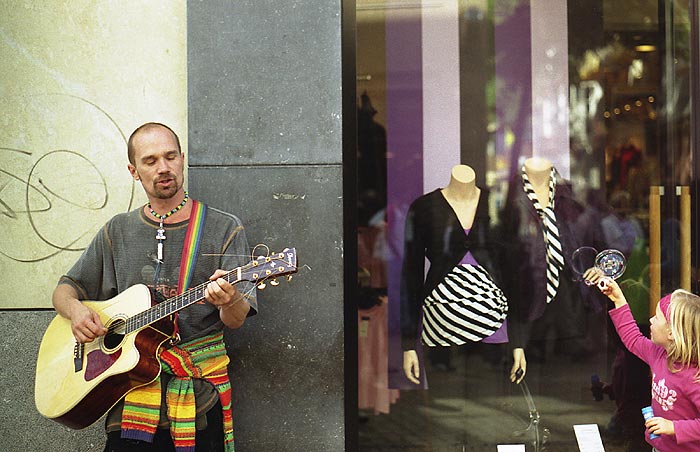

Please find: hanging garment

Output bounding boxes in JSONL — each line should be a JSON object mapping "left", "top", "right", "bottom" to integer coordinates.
{"left": 358, "top": 302, "right": 400, "bottom": 414}
{"left": 520, "top": 166, "right": 565, "bottom": 304}
{"left": 499, "top": 166, "right": 596, "bottom": 325}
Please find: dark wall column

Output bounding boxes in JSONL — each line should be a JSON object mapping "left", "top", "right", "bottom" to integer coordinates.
{"left": 187, "top": 2, "right": 345, "bottom": 451}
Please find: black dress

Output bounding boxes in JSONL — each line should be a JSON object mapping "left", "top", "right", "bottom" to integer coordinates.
{"left": 400, "top": 188, "right": 510, "bottom": 350}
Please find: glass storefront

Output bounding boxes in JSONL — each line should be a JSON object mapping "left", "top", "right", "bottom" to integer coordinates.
{"left": 354, "top": 1, "right": 698, "bottom": 450}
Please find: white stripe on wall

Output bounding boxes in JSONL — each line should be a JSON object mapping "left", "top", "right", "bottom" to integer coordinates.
{"left": 422, "top": 0, "right": 461, "bottom": 192}
{"left": 530, "top": 0, "right": 570, "bottom": 178}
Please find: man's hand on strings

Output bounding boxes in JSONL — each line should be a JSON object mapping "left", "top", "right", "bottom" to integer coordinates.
{"left": 71, "top": 304, "right": 107, "bottom": 344}
{"left": 204, "top": 269, "right": 239, "bottom": 308}
{"left": 53, "top": 284, "right": 107, "bottom": 343}
{"left": 206, "top": 269, "right": 250, "bottom": 328}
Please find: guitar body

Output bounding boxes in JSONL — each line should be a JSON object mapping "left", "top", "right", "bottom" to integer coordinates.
{"left": 35, "top": 284, "right": 174, "bottom": 429}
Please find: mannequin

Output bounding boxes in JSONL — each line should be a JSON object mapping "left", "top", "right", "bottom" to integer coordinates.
{"left": 494, "top": 158, "right": 606, "bottom": 447}
{"left": 523, "top": 157, "right": 553, "bottom": 210}
{"left": 401, "top": 164, "right": 526, "bottom": 385}
{"left": 500, "top": 155, "right": 596, "bottom": 355}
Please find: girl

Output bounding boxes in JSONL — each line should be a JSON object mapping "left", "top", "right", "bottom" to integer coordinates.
{"left": 585, "top": 270, "right": 700, "bottom": 451}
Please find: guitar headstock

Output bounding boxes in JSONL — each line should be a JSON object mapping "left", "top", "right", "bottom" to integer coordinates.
{"left": 240, "top": 247, "right": 298, "bottom": 289}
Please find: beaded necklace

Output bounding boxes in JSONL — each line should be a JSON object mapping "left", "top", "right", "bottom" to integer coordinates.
{"left": 148, "top": 191, "right": 189, "bottom": 262}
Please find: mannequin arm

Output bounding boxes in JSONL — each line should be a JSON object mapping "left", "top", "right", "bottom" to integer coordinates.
{"left": 403, "top": 350, "right": 421, "bottom": 384}
{"left": 510, "top": 347, "right": 526, "bottom": 384}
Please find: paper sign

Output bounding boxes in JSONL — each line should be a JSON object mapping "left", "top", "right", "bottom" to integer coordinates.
{"left": 573, "top": 424, "right": 606, "bottom": 452}
{"left": 497, "top": 445, "right": 525, "bottom": 452}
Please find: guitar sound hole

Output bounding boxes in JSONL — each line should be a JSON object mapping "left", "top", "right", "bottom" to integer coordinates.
{"left": 104, "top": 319, "right": 126, "bottom": 350}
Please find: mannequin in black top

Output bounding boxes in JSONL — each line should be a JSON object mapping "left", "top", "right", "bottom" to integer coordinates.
{"left": 401, "top": 164, "right": 526, "bottom": 384}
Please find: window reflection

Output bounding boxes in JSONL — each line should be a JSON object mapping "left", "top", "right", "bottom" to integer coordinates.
{"left": 356, "top": 1, "right": 694, "bottom": 450}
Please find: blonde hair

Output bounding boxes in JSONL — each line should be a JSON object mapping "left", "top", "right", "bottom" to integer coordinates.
{"left": 666, "top": 289, "right": 700, "bottom": 381}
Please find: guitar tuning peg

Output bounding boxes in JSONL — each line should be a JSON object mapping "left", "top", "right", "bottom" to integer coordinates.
{"left": 270, "top": 278, "right": 279, "bottom": 286}
{"left": 286, "top": 275, "right": 293, "bottom": 282}
{"left": 257, "top": 282, "right": 266, "bottom": 290}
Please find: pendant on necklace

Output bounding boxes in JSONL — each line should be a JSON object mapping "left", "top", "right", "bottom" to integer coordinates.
{"left": 147, "top": 192, "right": 188, "bottom": 265}
{"left": 156, "top": 220, "right": 166, "bottom": 261}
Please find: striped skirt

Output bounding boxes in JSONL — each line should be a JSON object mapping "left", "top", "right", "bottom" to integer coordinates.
{"left": 421, "top": 264, "right": 508, "bottom": 347}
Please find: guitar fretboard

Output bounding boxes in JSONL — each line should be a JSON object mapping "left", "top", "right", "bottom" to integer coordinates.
{"left": 124, "top": 267, "right": 242, "bottom": 334}
{"left": 120, "top": 248, "right": 296, "bottom": 334}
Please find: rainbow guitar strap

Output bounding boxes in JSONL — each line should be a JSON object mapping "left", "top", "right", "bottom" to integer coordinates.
{"left": 172, "top": 199, "right": 207, "bottom": 343}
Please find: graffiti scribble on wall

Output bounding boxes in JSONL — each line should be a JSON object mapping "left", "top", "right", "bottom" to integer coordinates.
{"left": 0, "top": 94, "right": 134, "bottom": 307}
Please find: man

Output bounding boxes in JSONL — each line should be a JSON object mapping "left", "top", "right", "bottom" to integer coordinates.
{"left": 52, "top": 122, "right": 257, "bottom": 451}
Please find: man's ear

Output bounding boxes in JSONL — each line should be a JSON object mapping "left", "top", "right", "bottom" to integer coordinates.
{"left": 128, "top": 163, "right": 139, "bottom": 181}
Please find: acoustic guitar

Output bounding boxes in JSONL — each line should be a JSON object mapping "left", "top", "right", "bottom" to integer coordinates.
{"left": 35, "top": 247, "right": 297, "bottom": 429}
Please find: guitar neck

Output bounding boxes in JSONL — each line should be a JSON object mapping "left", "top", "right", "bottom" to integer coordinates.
{"left": 123, "top": 247, "right": 297, "bottom": 334}
{"left": 126, "top": 267, "right": 243, "bottom": 334}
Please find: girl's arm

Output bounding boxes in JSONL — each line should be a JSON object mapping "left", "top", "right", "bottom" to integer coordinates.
{"left": 673, "top": 418, "right": 700, "bottom": 443}
{"left": 583, "top": 271, "right": 657, "bottom": 361}
{"left": 608, "top": 303, "right": 657, "bottom": 362}
{"left": 670, "top": 385, "right": 700, "bottom": 444}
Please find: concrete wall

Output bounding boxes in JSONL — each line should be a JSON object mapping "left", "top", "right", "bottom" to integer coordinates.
{"left": 0, "top": 311, "right": 105, "bottom": 451}
{"left": 0, "top": 1, "right": 346, "bottom": 451}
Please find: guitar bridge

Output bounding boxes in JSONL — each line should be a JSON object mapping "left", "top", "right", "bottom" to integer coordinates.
{"left": 73, "top": 341, "right": 84, "bottom": 372}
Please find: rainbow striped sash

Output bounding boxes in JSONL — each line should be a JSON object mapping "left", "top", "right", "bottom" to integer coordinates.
{"left": 161, "top": 333, "right": 234, "bottom": 452}
{"left": 121, "top": 333, "right": 235, "bottom": 452}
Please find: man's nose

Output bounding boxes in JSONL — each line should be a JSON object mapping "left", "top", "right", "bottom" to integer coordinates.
{"left": 156, "top": 159, "right": 170, "bottom": 172}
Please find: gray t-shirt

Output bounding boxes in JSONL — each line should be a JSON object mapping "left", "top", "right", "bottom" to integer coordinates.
{"left": 58, "top": 202, "right": 257, "bottom": 430}
{"left": 61, "top": 203, "right": 257, "bottom": 332}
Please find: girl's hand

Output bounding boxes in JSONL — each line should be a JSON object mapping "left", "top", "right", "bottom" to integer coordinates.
{"left": 645, "top": 416, "right": 675, "bottom": 436}
{"left": 583, "top": 267, "right": 607, "bottom": 287}
{"left": 583, "top": 268, "right": 627, "bottom": 308}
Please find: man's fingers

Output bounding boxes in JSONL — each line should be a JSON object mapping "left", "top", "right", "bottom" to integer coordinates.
{"left": 74, "top": 326, "right": 96, "bottom": 343}
{"left": 91, "top": 312, "right": 107, "bottom": 331}
{"left": 209, "top": 269, "right": 228, "bottom": 280}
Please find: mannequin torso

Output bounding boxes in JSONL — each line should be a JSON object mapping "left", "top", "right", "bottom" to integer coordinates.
{"left": 440, "top": 164, "right": 480, "bottom": 229}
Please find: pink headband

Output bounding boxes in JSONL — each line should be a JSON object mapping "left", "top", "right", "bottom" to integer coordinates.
{"left": 659, "top": 293, "right": 673, "bottom": 321}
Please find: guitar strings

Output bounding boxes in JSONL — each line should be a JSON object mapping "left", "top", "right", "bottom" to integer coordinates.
{"left": 105, "top": 278, "right": 262, "bottom": 336}
{"left": 105, "top": 252, "right": 289, "bottom": 336}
